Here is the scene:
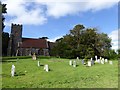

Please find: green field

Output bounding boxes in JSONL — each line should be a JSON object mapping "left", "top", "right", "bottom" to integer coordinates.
{"left": 1, "top": 57, "right": 118, "bottom": 88}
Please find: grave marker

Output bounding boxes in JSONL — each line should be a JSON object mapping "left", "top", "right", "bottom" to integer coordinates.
{"left": 73, "top": 60, "right": 76, "bottom": 67}
{"left": 109, "top": 61, "right": 113, "bottom": 65}
{"left": 38, "top": 61, "right": 40, "bottom": 67}
{"left": 11, "top": 64, "right": 15, "bottom": 77}
{"left": 32, "top": 53, "right": 36, "bottom": 60}
{"left": 69, "top": 60, "right": 72, "bottom": 66}
{"left": 81, "top": 59, "right": 84, "bottom": 65}
{"left": 88, "top": 61, "right": 91, "bottom": 67}
{"left": 105, "top": 59, "right": 108, "bottom": 62}
{"left": 44, "top": 64, "right": 49, "bottom": 72}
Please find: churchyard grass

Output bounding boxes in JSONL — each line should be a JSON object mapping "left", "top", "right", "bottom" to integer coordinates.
{"left": 2, "top": 57, "right": 118, "bottom": 88}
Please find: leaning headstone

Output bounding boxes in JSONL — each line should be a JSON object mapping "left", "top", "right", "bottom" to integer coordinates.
{"left": 38, "top": 61, "right": 40, "bottom": 67}
{"left": 11, "top": 64, "right": 15, "bottom": 77}
{"left": 88, "top": 61, "right": 91, "bottom": 67}
{"left": 105, "top": 59, "right": 108, "bottom": 63}
{"left": 81, "top": 59, "right": 84, "bottom": 65}
{"left": 69, "top": 60, "right": 72, "bottom": 66}
{"left": 73, "top": 60, "right": 76, "bottom": 67}
{"left": 109, "top": 61, "right": 113, "bottom": 65}
{"left": 32, "top": 53, "right": 36, "bottom": 60}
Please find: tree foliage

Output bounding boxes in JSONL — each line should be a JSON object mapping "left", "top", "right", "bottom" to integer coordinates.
{"left": 51, "top": 24, "right": 114, "bottom": 59}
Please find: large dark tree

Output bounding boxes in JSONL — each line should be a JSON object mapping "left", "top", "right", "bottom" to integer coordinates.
{"left": 1, "top": 2, "right": 9, "bottom": 56}
{"left": 51, "top": 24, "right": 112, "bottom": 59}
{"left": 0, "top": 1, "right": 7, "bottom": 32}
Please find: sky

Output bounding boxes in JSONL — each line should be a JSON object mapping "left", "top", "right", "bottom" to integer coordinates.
{"left": 2, "top": 0, "right": 119, "bottom": 51}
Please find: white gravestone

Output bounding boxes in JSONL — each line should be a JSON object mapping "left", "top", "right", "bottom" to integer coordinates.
{"left": 38, "top": 61, "right": 40, "bottom": 67}
{"left": 69, "top": 60, "right": 72, "bottom": 65}
{"left": 101, "top": 59, "right": 104, "bottom": 64}
{"left": 105, "top": 59, "right": 108, "bottom": 62}
{"left": 11, "top": 65, "right": 15, "bottom": 77}
{"left": 95, "top": 55, "right": 97, "bottom": 61}
{"left": 88, "top": 61, "right": 91, "bottom": 66}
{"left": 97, "top": 59, "right": 100, "bottom": 63}
{"left": 109, "top": 61, "right": 113, "bottom": 65}
{"left": 44, "top": 64, "right": 49, "bottom": 72}
{"left": 91, "top": 58, "right": 93, "bottom": 61}
{"left": 100, "top": 57, "right": 102, "bottom": 60}
{"left": 77, "top": 57, "right": 79, "bottom": 60}
{"left": 102, "top": 58, "right": 104, "bottom": 62}
{"left": 73, "top": 60, "right": 76, "bottom": 67}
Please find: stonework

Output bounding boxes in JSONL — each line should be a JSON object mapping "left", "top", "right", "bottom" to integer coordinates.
{"left": 8, "top": 23, "right": 22, "bottom": 56}
{"left": 7, "top": 23, "right": 51, "bottom": 56}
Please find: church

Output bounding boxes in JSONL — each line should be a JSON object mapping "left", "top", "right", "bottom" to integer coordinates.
{"left": 7, "top": 23, "right": 54, "bottom": 56}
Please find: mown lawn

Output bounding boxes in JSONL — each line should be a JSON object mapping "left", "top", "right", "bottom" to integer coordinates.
{"left": 1, "top": 57, "right": 118, "bottom": 88}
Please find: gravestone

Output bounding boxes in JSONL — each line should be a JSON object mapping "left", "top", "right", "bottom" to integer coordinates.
{"left": 102, "top": 58, "right": 104, "bottom": 62}
{"left": 91, "top": 60, "right": 94, "bottom": 65}
{"left": 73, "top": 60, "right": 76, "bottom": 67}
{"left": 88, "top": 61, "right": 91, "bottom": 66}
{"left": 38, "top": 61, "right": 40, "bottom": 67}
{"left": 95, "top": 55, "right": 97, "bottom": 61}
{"left": 109, "top": 61, "right": 113, "bottom": 65}
{"left": 81, "top": 59, "right": 84, "bottom": 65}
{"left": 100, "top": 57, "right": 102, "bottom": 60}
{"left": 69, "top": 60, "right": 72, "bottom": 65}
{"left": 97, "top": 59, "right": 100, "bottom": 63}
{"left": 32, "top": 53, "right": 36, "bottom": 60}
{"left": 77, "top": 57, "right": 79, "bottom": 60}
{"left": 105, "top": 59, "right": 108, "bottom": 62}
{"left": 101, "top": 59, "right": 104, "bottom": 64}
{"left": 44, "top": 64, "right": 49, "bottom": 72}
{"left": 11, "top": 64, "right": 15, "bottom": 77}
{"left": 91, "top": 58, "right": 93, "bottom": 61}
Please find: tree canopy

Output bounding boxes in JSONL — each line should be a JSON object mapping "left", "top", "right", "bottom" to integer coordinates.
{"left": 51, "top": 24, "right": 114, "bottom": 59}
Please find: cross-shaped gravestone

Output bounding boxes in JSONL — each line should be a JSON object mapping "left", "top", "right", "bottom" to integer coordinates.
{"left": 11, "top": 64, "right": 15, "bottom": 77}
{"left": 73, "top": 60, "right": 76, "bottom": 67}
{"left": 69, "top": 60, "right": 72, "bottom": 66}
{"left": 38, "top": 61, "right": 40, "bottom": 67}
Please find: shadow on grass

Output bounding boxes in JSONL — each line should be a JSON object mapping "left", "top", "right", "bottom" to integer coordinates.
{"left": 14, "top": 72, "right": 25, "bottom": 76}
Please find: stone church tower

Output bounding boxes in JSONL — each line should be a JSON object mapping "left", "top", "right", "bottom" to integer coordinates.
{"left": 8, "top": 23, "right": 22, "bottom": 56}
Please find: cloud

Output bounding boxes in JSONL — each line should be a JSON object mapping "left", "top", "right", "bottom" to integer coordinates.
{"left": 48, "top": 36, "right": 63, "bottom": 42}
{"left": 109, "top": 29, "right": 119, "bottom": 51}
{"left": 39, "top": 0, "right": 118, "bottom": 18}
{"left": 3, "top": 0, "right": 47, "bottom": 26}
{"left": 2, "top": 0, "right": 118, "bottom": 25}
